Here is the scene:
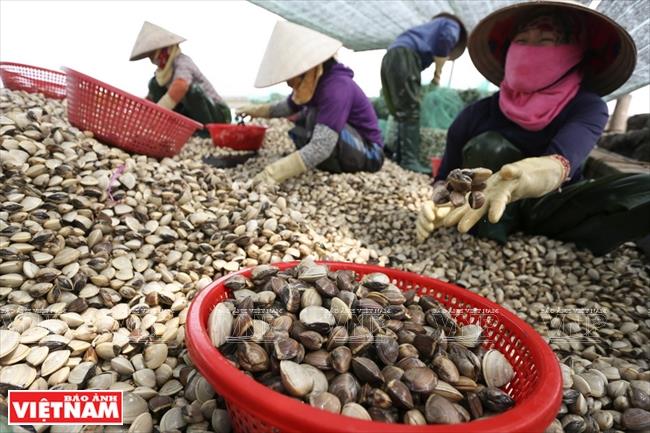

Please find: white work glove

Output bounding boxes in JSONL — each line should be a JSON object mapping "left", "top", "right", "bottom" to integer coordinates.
{"left": 445, "top": 155, "right": 569, "bottom": 233}
{"left": 415, "top": 201, "right": 452, "bottom": 242}
{"left": 254, "top": 151, "right": 307, "bottom": 185}
{"left": 237, "top": 104, "right": 272, "bottom": 119}
{"left": 157, "top": 93, "right": 178, "bottom": 110}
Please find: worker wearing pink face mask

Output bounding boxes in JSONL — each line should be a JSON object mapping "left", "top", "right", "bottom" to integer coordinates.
{"left": 416, "top": 0, "right": 649, "bottom": 256}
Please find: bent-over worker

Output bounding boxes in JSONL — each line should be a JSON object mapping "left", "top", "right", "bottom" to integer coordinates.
{"left": 381, "top": 13, "right": 467, "bottom": 173}
{"left": 129, "top": 21, "right": 231, "bottom": 130}
{"left": 238, "top": 21, "right": 384, "bottom": 185}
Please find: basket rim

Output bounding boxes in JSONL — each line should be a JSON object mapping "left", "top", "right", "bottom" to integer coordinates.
{"left": 186, "top": 261, "right": 562, "bottom": 433}
{"left": 0, "top": 61, "right": 66, "bottom": 78}
{"left": 62, "top": 66, "right": 203, "bottom": 130}
{"left": 205, "top": 123, "right": 268, "bottom": 132}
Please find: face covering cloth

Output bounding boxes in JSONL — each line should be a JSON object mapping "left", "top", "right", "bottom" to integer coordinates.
{"left": 498, "top": 42, "right": 584, "bottom": 131}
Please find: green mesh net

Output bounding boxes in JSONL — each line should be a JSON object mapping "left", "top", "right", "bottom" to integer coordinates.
{"left": 419, "top": 86, "right": 465, "bottom": 130}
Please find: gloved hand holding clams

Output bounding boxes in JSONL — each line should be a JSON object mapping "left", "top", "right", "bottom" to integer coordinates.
{"left": 433, "top": 168, "right": 492, "bottom": 209}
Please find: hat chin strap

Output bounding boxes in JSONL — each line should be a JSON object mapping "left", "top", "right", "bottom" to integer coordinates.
{"left": 290, "top": 64, "right": 324, "bottom": 105}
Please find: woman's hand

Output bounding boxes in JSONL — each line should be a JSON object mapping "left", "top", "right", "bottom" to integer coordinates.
{"left": 236, "top": 104, "right": 271, "bottom": 119}
{"left": 446, "top": 156, "right": 569, "bottom": 233}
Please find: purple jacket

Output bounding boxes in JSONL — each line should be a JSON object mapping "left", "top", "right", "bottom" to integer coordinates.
{"left": 390, "top": 17, "right": 461, "bottom": 70}
{"left": 288, "top": 63, "right": 384, "bottom": 146}
{"left": 437, "top": 90, "right": 609, "bottom": 184}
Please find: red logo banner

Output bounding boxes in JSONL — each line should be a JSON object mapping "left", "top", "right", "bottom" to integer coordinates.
{"left": 8, "top": 391, "right": 123, "bottom": 425}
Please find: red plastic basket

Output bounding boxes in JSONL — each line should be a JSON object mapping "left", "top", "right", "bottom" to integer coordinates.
{"left": 206, "top": 123, "right": 267, "bottom": 151}
{"left": 431, "top": 157, "right": 442, "bottom": 177}
{"left": 0, "top": 62, "right": 66, "bottom": 100}
{"left": 186, "top": 261, "right": 561, "bottom": 433}
{"left": 63, "top": 67, "right": 202, "bottom": 158}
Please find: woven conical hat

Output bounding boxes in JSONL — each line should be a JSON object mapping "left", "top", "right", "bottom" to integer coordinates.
{"left": 468, "top": 0, "right": 636, "bottom": 96}
{"left": 254, "top": 21, "right": 343, "bottom": 88}
{"left": 130, "top": 21, "right": 186, "bottom": 61}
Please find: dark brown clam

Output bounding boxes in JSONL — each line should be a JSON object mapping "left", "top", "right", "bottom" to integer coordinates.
{"left": 376, "top": 336, "right": 399, "bottom": 366}
{"left": 304, "top": 349, "right": 331, "bottom": 370}
{"left": 402, "top": 367, "right": 437, "bottom": 394}
{"left": 273, "top": 337, "right": 301, "bottom": 360}
{"left": 425, "top": 394, "right": 463, "bottom": 424}
{"left": 298, "top": 331, "right": 324, "bottom": 351}
{"left": 329, "top": 346, "right": 352, "bottom": 373}
{"left": 385, "top": 379, "right": 414, "bottom": 410}
{"left": 351, "top": 357, "right": 384, "bottom": 386}
{"left": 468, "top": 191, "right": 486, "bottom": 209}
{"left": 481, "top": 387, "right": 515, "bottom": 413}
{"left": 349, "top": 326, "right": 373, "bottom": 355}
{"left": 236, "top": 342, "right": 269, "bottom": 373}
{"left": 325, "top": 326, "right": 348, "bottom": 351}
{"left": 329, "top": 373, "right": 360, "bottom": 405}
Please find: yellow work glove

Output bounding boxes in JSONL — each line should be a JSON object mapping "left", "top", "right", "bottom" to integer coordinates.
{"left": 444, "top": 155, "right": 569, "bottom": 233}
{"left": 157, "top": 93, "right": 177, "bottom": 110}
{"left": 254, "top": 151, "right": 307, "bottom": 185}
{"left": 415, "top": 201, "right": 452, "bottom": 242}
{"left": 237, "top": 104, "right": 272, "bottom": 119}
{"left": 432, "top": 56, "right": 448, "bottom": 87}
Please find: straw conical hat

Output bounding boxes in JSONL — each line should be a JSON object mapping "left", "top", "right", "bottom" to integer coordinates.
{"left": 130, "top": 21, "right": 186, "bottom": 61}
{"left": 254, "top": 21, "right": 343, "bottom": 88}
{"left": 468, "top": 0, "right": 636, "bottom": 96}
{"left": 433, "top": 13, "right": 467, "bottom": 60}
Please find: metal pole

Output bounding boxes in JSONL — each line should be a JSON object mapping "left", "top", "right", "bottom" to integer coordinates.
{"left": 608, "top": 93, "right": 632, "bottom": 132}
{"left": 447, "top": 60, "right": 455, "bottom": 88}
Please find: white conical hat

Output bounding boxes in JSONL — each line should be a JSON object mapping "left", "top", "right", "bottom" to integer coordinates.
{"left": 254, "top": 21, "right": 343, "bottom": 88}
{"left": 129, "top": 21, "right": 186, "bottom": 61}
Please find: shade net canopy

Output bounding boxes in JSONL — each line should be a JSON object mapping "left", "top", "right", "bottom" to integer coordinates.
{"left": 249, "top": 0, "right": 649, "bottom": 100}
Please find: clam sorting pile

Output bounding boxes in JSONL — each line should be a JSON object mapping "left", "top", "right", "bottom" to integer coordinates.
{"left": 0, "top": 87, "right": 648, "bottom": 433}
{"left": 210, "top": 261, "right": 517, "bottom": 425}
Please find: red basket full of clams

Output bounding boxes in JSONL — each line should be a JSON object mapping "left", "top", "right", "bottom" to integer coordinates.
{"left": 63, "top": 67, "right": 202, "bottom": 158}
{"left": 0, "top": 61, "right": 67, "bottom": 99}
{"left": 186, "top": 261, "right": 562, "bottom": 433}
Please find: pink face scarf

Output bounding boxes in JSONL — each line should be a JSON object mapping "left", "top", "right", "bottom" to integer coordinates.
{"left": 499, "top": 42, "right": 584, "bottom": 131}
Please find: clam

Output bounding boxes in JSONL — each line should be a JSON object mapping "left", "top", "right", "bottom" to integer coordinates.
{"left": 404, "top": 409, "right": 427, "bottom": 425}
{"left": 211, "top": 408, "right": 232, "bottom": 433}
{"left": 0, "top": 363, "right": 37, "bottom": 389}
{"left": 329, "top": 373, "right": 360, "bottom": 405}
{"left": 41, "top": 350, "right": 70, "bottom": 376}
{"left": 0, "top": 330, "right": 20, "bottom": 358}
{"left": 129, "top": 413, "right": 153, "bottom": 433}
{"left": 425, "top": 394, "right": 462, "bottom": 424}
{"left": 341, "top": 402, "right": 371, "bottom": 420}
{"left": 208, "top": 303, "right": 233, "bottom": 348}
{"left": 481, "top": 387, "right": 515, "bottom": 412}
{"left": 351, "top": 357, "right": 384, "bottom": 386}
{"left": 159, "top": 407, "right": 186, "bottom": 432}
{"left": 482, "top": 349, "right": 514, "bottom": 388}
{"left": 457, "top": 324, "right": 483, "bottom": 348}
{"left": 329, "top": 346, "right": 352, "bottom": 373}
{"left": 386, "top": 379, "right": 414, "bottom": 409}
{"left": 309, "top": 391, "right": 341, "bottom": 414}
{"left": 280, "top": 360, "right": 313, "bottom": 397}
{"left": 300, "top": 306, "right": 335, "bottom": 333}
{"left": 402, "top": 367, "right": 437, "bottom": 394}
{"left": 68, "top": 361, "right": 96, "bottom": 385}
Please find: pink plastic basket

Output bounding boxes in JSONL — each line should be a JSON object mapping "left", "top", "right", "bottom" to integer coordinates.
{"left": 186, "top": 261, "right": 562, "bottom": 433}
{"left": 63, "top": 67, "right": 202, "bottom": 158}
{"left": 0, "top": 62, "right": 66, "bottom": 99}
